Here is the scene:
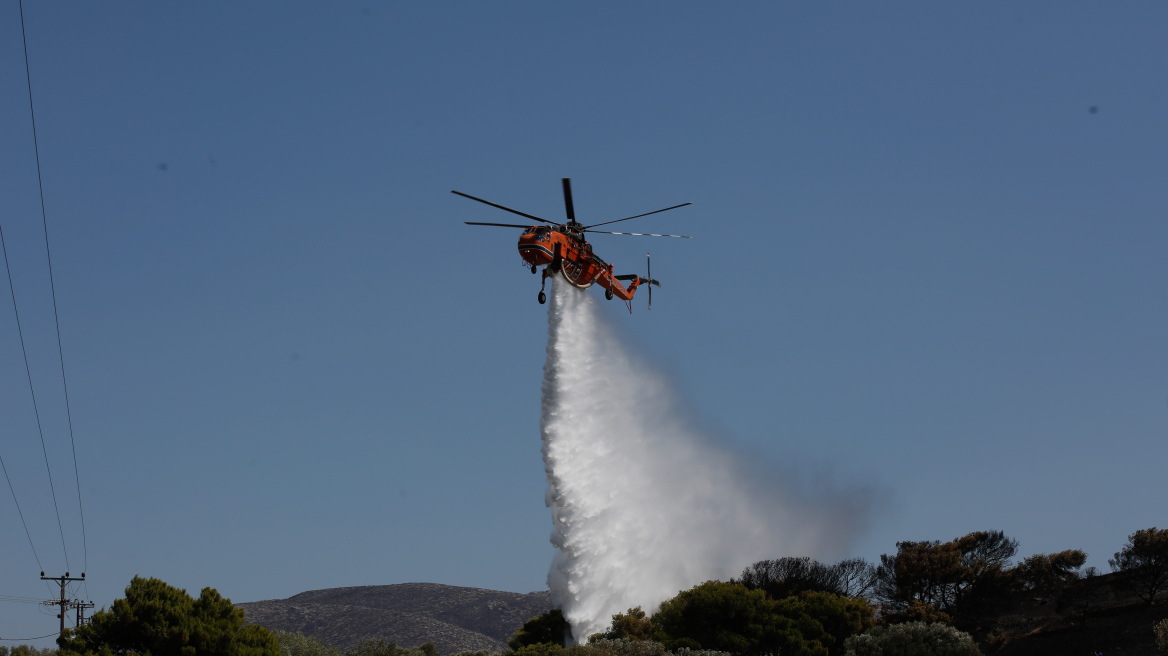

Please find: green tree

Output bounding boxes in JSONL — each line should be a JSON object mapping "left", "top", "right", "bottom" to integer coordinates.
{"left": 842, "top": 622, "right": 981, "bottom": 656}
{"left": 508, "top": 610, "right": 569, "bottom": 651}
{"left": 1109, "top": 527, "right": 1168, "bottom": 605}
{"left": 597, "top": 608, "right": 654, "bottom": 642}
{"left": 58, "top": 576, "right": 280, "bottom": 656}
{"left": 650, "top": 581, "right": 826, "bottom": 656}
{"left": 3, "top": 647, "right": 58, "bottom": 656}
{"left": 779, "top": 592, "right": 874, "bottom": 656}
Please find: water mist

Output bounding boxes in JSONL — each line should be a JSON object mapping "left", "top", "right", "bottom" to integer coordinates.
{"left": 540, "top": 279, "right": 868, "bottom": 642}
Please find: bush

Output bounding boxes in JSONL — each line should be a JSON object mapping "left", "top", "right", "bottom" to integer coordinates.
{"left": 670, "top": 649, "right": 729, "bottom": 656}
{"left": 843, "top": 622, "right": 981, "bottom": 656}
{"left": 651, "top": 581, "right": 828, "bottom": 656}
{"left": 512, "top": 645, "right": 562, "bottom": 656}
{"left": 1155, "top": 618, "right": 1168, "bottom": 655}
{"left": 348, "top": 634, "right": 439, "bottom": 653}
{"left": 347, "top": 640, "right": 436, "bottom": 656}
{"left": 272, "top": 630, "right": 342, "bottom": 656}
{"left": 509, "top": 611, "right": 570, "bottom": 650}
{"left": 583, "top": 639, "right": 665, "bottom": 656}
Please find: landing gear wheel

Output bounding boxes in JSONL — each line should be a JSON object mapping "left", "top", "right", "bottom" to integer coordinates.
{"left": 538, "top": 291, "right": 546, "bottom": 304}
{"left": 605, "top": 288, "right": 614, "bottom": 300}
{"left": 531, "top": 264, "right": 537, "bottom": 274}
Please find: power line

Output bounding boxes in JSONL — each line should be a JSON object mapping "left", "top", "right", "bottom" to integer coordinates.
{"left": 0, "top": 204, "right": 71, "bottom": 572}
{"left": 18, "top": 0, "right": 88, "bottom": 592}
{"left": 0, "top": 454, "right": 44, "bottom": 571}
{"left": 0, "top": 633, "right": 59, "bottom": 641}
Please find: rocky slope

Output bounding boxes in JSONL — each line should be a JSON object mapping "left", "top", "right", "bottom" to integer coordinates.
{"left": 238, "top": 583, "right": 554, "bottom": 655}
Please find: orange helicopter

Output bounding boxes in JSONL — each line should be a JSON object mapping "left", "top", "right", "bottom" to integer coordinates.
{"left": 454, "top": 178, "right": 691, "bottom": 310}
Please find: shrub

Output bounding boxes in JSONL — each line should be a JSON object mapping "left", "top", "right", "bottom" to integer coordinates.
{"left": 1154, "top": 618, "right": 1168, "bottom": 655}
{"left": 509, "top": 611, "right": 570, "bottom": 650}
{"left": 843, "top": 622, "right": 981, "bottom": 656}
{"left": 272, "top": 630, "right": 342, "bottom": 656}
{"left": 584, "top": 638, "right": 666, "bottom": 656}
{"left": 347, "top": 640, "right": 436, "bottom": 656}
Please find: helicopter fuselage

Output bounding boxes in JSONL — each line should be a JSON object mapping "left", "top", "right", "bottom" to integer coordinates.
{"left": 518, "top": 225, "right": 640, "bottom": 299}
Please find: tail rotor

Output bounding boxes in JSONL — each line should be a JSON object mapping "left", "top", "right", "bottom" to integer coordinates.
{"left": 642, "top": 253, "right": 661, "bottom": 310}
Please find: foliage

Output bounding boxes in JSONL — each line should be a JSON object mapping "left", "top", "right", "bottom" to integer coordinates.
{"left": 1154, "top": 617, "right": 1168, "bottom": 655}
{"left": 1, "top": 647, "right": 58, "bottom": 656}
{"left": 781, "top": 592, "right": 875, "bottom": 656}
{"left": 736, "top": 558, "right": 877, "bottom": 600}
{"left": 842, "top": 622, "right": 981, "bottom": 656}
{"left": 271, "top": 631, "right": 341, "bottom": 656}
{"left": 580, "top": 639, "right": 665, "bottom": 656}
{"left": 895, "top": 600, "right": 952, "bottom": 626}
{"left": 650, "top": 581, "right": 829, "bottom": 656}
{"left": 596, "top": 608, "right": 654, "bottom": 642}
{"left": 347, "top": 640, "right": 436, "bottom": 656}
{"left": 58, "top": 576, "right": 280, "bottom": 656}
{"left": 509, "top": 610, "right": 570, "bottom": 651}
{"left": 512, "top": 645, "right": 561, "bottom": 656}
{"left": 1109, "top": 527, "right": 1168, "bottom": 605}
{"left": 669, "top": 650, "right": 729, "bottom": 656}
{"left": 874, "top": 531, "right": 1017, "bottom": 618}
{"left": 1014, "top": 550, "right": 1087, "bottom": 593}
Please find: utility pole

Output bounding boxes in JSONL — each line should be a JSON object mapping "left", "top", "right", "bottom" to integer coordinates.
{"left": 74, "top": 600, "right": 95, "bottom": 628}
{"left": 41, "top": 571, "right": 85, "bottom": 635}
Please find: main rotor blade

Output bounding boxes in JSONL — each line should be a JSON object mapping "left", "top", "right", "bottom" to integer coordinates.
{"left": 464, "top": 222, "right": 534, "bottom": 228}
{"left": 585, "top": 230, "right": 691, "bottom": 238}
{"left": 562, "top": 178, "right": 576, "bottom": 223}
{"left": 451, "top": 190, "right": 559, "bottom": 225}
{"left": 584, "top": 202, "right": 692, "bottom": 229}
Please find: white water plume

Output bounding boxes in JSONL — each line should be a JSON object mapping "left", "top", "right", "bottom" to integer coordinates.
{"left": 541, "top": 279, "right": 870, "bottom": 642}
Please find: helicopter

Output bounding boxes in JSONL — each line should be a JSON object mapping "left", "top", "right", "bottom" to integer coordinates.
{"left": 454, "top": 178, "right": 691, "bottom": 310}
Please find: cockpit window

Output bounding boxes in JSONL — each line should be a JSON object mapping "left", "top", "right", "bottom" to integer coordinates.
{"left": 534, "top": 227, "right": 550, "bottom": 241}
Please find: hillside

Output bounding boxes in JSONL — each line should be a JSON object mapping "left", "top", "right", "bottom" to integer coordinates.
{"left": 238, "top": 583, "right": 554, "bottom": 655}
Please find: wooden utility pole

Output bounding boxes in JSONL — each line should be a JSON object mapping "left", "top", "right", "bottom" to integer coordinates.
{"left": 41, "top": 571, "right": 85, "bottom": 635}
{"left": 74, "top": 600, "right": 95, "bottom": 628}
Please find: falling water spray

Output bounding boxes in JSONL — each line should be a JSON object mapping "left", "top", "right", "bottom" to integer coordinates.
{"left": 540, "top": 279, "right": 868, "bottom": 642}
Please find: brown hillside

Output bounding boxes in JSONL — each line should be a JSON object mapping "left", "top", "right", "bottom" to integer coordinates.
{"left": 238, "top": 583, "right": 554, "bottom": 655}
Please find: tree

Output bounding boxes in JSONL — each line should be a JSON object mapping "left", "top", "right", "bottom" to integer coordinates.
{"left": 509, "top": 610, "right": 570, "bottom": 651}
{"left": 58, "top": 576, "right": 280, "bottom": 656}
{"left": 830, "top": 559, "right": 878, "bottom": 599}
{"left": 596, "top": 608, "right": 654, "bottom": 642}
{"left": 2, "top": 647, "right": 58, "bottom": 656}
{"left": 650, "top": 581, "right": 827, "bottom": 656}
{"left": 1109, "top": 527, "right": 1168, "bottom": 605}
{"left": 777, "top": 592, "right": 874, "bottom": 656}
{"left": 1014, "top": 550, "right": 1087, "bottom": 594}
{"left": 736, "top": 558, "right": 877, "bottom": 600}
{"left": 842, "top": 622, "right": 981, "bottom": 656}
{"left": 874, "top": 531, "right": 1019, "bottom": 620}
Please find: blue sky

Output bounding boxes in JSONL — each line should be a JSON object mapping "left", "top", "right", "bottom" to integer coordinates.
{"left": 1, "top": 1, "right": 1165, "bottom": 644}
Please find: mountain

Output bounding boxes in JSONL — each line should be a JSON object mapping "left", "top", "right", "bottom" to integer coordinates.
{"left": 238, "top": 583, "right": 554, "bottom": 656}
